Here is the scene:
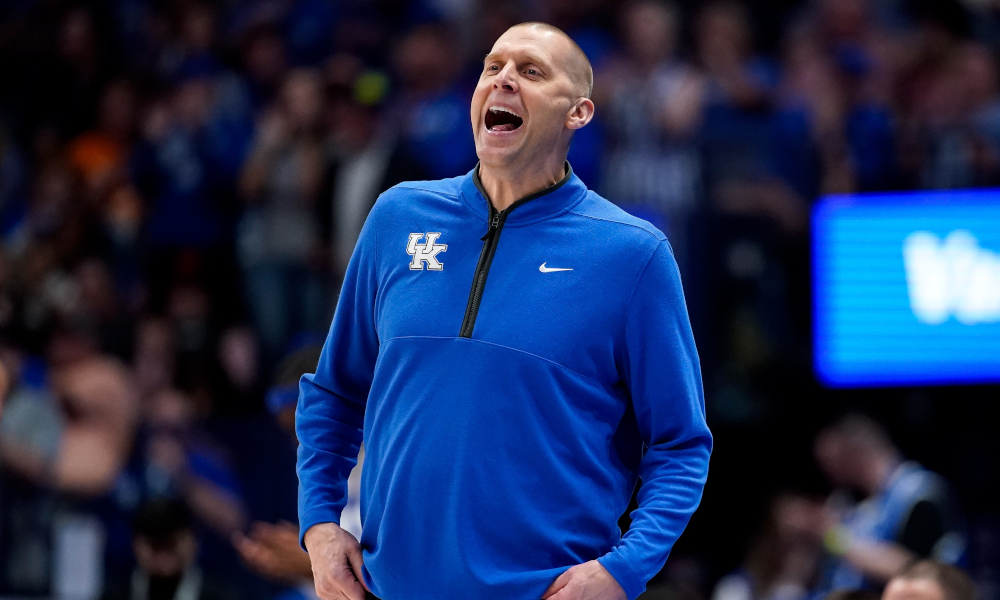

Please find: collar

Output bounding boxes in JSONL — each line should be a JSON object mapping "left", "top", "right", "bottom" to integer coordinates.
{"left": 459, "top": 161, "right": 587, "bottom": 226}
{"left": 880, "top": 460, "right": 918, "bottom": 494}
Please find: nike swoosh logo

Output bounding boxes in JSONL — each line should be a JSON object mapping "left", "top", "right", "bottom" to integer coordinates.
{"left": 539, "top": 262, "right": 573, "bottom": 273}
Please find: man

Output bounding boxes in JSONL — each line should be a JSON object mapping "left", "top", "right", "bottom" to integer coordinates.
{"left": 0, "top": 358, "right": 7, "bottom": 416}
{"left": 234, "top": 347, "right": 322, "bottom": 588}
{"left": 881, "top": 561, "right": 975, "bottom": 600}
{"left": 296, "top": 22, "right": 711, "bottom": 600}
{"left": 812, "top": 415, "right": 966, "bottom": 596}
{"left": 102, "top": 499, "right": 237, "bottom": 600}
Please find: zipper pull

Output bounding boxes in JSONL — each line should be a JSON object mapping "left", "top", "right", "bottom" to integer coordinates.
{"left": 480, "top": 211, "right": 502, "bottom": 241}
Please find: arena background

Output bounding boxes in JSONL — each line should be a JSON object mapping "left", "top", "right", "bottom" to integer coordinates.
{"left": 0, "top": 0, "right": 997, "bottom": 599}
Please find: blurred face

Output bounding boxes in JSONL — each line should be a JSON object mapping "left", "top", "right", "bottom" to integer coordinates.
{"left": 282, "top": 70, "right": 323, "bottom": 130}
{"left": 183, "top": 7, "right": 215, "bottom": 51}
{"left": 245, "top": 34, "right": 286, "bottom": 85}
{"left": 883, "top": 578, "right": 946, "bottom": 600}
{"left": 698, "top": 7, "right": 750, "bottom": 68}
{"left": 959, "top": 44, "right": 999, "bottom": 106}
{"left": 815, "top": 431, "right": 860, "bottom": 489}
{"left": 147, "top": 389, "right": 196, "bottom": 430}
{"left": 99, "top": 82, "right": 135, "bottom": 139}
{"left": 395, "top": 29, "right": 456, "bottom": 92}
{"left": 134, "top": 532, "right": 197, "bottom": 578}
{"left": 174, "top": 80, "right": 213, "bottom": 129}
{"left": 471, "top": 26, "right": 592, "bottom": 170}
{"left": 772, "top": 495, "right": 827, "bottom": 541}
{"left": 624, "top": 2, "right": 677, "bottom": 65}
{"left": 218, "top": 327, "right": 257, "bottom": 391}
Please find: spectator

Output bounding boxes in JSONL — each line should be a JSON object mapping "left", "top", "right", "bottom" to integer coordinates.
{"left": 600, "top": 0, "right": 703, "bottom": 258}
{"left": 812, "top": 416, "right": 967, "bottom": 595}
{"left": 140, "top": 387, "right": 247, "bottom": 539}
{"left": 131, "top": 83, "right": 236, "bottom": 307}
{"left": 67, "top": 80, "right": 137, "bottom": 202}
{"left": 232, "top": 345, "right": 364, "bottom": 597}
{"left": 388, "top": 24, "right": 478, "bottom": 180}
{"left": 102, "top": 498, "right": 239, "bottom": 600}
{"left": 162, "top": 5, "right": 224, "bottom": 82}
{"left": 0, "top": 356, "right": 7, "bottom": 414}
{"left": 0, "top": 121, "right": 27, "bottom": 239}
{"left": 712, "top": 494, "right": 826, "bottom": 600}
{"left": 233, "top": 347, "right": 320, "bottom": 591}
{"left": 907, "top": 41, "right": 1000, "bottom": 189}
{"left": 0, "top": 347, "right": 138, "bottom": 594}
{"left": 238, "top": 27, "right": 289, "bottom": 112}
{"left": 696, "top": 2, "right": 812, "bottom": 234}
{"left": 321, "top": 56, "right": 427, "bottom": 277}
{"left": 882, "top": 561, "right": 976, "bottom": 600}
{"left": 239, "top": 69, "right": 330, "bottom": 363}
{"left": 1, "top": 351, "right": 138, "bottom": 497}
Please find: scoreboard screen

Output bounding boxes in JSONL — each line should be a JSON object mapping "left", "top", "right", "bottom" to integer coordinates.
{"left": 813, "top": 190, "right": 1000, "bottom": 387}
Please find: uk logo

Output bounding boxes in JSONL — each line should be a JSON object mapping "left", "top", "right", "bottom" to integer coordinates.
{"left": 406, "top": 232, "right": 448, "bottom": 270}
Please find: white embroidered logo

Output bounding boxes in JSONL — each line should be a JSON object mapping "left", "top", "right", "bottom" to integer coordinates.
{"left": 406, "top": 232, "right": 448, "bottom": 271}
{"left": 539, "top": 262, "right": 573, "bottom": 273}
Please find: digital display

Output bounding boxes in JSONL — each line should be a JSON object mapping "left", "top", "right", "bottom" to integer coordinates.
{"left": 813, "top": 190, "right": 1000, "bottom": 387}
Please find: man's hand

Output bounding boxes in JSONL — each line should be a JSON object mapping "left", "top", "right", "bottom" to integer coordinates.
{"left": 304, "top": 522, "right": 370, "bottom": 600}
{"left": 234, "top": 521, "right": 314, "bottom": 584}
{"left": 542, "top": 560, "right": 627, "bottom": 600}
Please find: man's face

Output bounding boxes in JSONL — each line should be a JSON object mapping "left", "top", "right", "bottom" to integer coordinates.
{"left": 471, "top": 27, "right": 585, "bottom": 169}
{"left": 883, "top": 578, "right": 946, "bottom": 600}
{"left": 815, "top": 431, "right": 862, "bottom": 489}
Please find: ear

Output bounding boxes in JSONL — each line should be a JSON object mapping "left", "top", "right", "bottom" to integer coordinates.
{"left": 565, "top": 97, "right": 595, "bottom": 130}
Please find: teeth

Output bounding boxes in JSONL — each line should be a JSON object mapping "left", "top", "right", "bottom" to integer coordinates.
{"left": 489, "top": 106, "right": 520, "bottom": 117}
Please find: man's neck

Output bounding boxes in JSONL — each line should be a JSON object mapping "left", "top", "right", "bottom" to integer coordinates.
{"left": 478, "top": 157, "right": 567, "bottom": 212}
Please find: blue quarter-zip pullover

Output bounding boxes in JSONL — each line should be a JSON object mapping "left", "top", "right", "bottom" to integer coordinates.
{"left": 296, "top": 164, "right": 711, "bottom": 600}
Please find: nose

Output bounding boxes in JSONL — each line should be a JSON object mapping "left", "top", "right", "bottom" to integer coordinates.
{"left": 493, "top": 62, "right": 518, "bottom": 93}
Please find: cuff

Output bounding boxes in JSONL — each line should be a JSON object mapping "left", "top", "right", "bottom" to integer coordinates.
{"left": 298, "top": 507, "right": 342, "bottom": 551}
{"left": 598, "top": 551, "right": 645, "bottom": 600}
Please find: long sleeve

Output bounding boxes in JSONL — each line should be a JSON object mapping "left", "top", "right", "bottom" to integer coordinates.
{"left": 598, "top": 240, "right": 712, "bottom": 599}
{"left": 296, "top": 207, "right": 380, "bottom": 548}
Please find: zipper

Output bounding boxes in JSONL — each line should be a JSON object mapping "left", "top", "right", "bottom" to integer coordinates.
{"left": 459, "top": 162, "right": 574, "bottom": 338}
{"left": 460, "top": 205, "right": 507, "bottom": 338}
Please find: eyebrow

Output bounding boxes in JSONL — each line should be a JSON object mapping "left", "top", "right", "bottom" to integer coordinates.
{"left": 483, "top": 52, "right": 552, "bottom": 70}
{"left": 524, "top": 54, "right": 550, "bottom": 69}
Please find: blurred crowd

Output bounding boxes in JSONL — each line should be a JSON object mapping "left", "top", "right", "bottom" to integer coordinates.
{"left": 0, "top": 0, "right": 998, "bottom": 599}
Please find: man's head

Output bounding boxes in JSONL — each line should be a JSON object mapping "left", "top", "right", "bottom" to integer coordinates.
{"left": 882, "top": 561, "right": 976, "bottom": 600}
{"left": 471, "top": 22, "right": 594, "bottom": 172}
{"left": 825, "top": 589, "right": 881, "bottom": 600}
{"left": 132, "top": 499, "right": 197, "bottom": 579}
{"left": 814, "top": 413, "right": 899, "bottom": 493}
{"left": 622, "top": 1, "right": 680, "bottom": 67}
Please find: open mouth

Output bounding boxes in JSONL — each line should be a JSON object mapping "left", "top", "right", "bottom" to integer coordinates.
{"left": 485, "top": 106, "right": 523, "bottom": 132}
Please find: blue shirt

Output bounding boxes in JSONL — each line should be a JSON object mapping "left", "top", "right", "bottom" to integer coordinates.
{"left": 296, "top": 164, "right": 712, "bottom": 600}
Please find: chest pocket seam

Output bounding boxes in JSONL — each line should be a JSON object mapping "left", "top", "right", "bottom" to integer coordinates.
{"left": 382, "top": 335, "right": 614, "bottom": 391}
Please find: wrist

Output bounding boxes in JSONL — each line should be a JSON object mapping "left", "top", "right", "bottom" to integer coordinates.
{"left": 303, "top": 521, "right": 338, "bottom": 550}
{"left": 597, "top": 553, "right": 643, "bottom": 600}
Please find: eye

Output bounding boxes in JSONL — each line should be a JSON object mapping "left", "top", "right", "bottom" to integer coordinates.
{"left": 486, "top": 64, "right": 499, "bottom": 72}
{"left": 525, "top": 68, "right": 538, "bottom": 76}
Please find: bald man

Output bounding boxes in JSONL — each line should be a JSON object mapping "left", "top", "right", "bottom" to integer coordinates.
{"left": 297, "top": 22, "right": 711, "bottom": 600}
